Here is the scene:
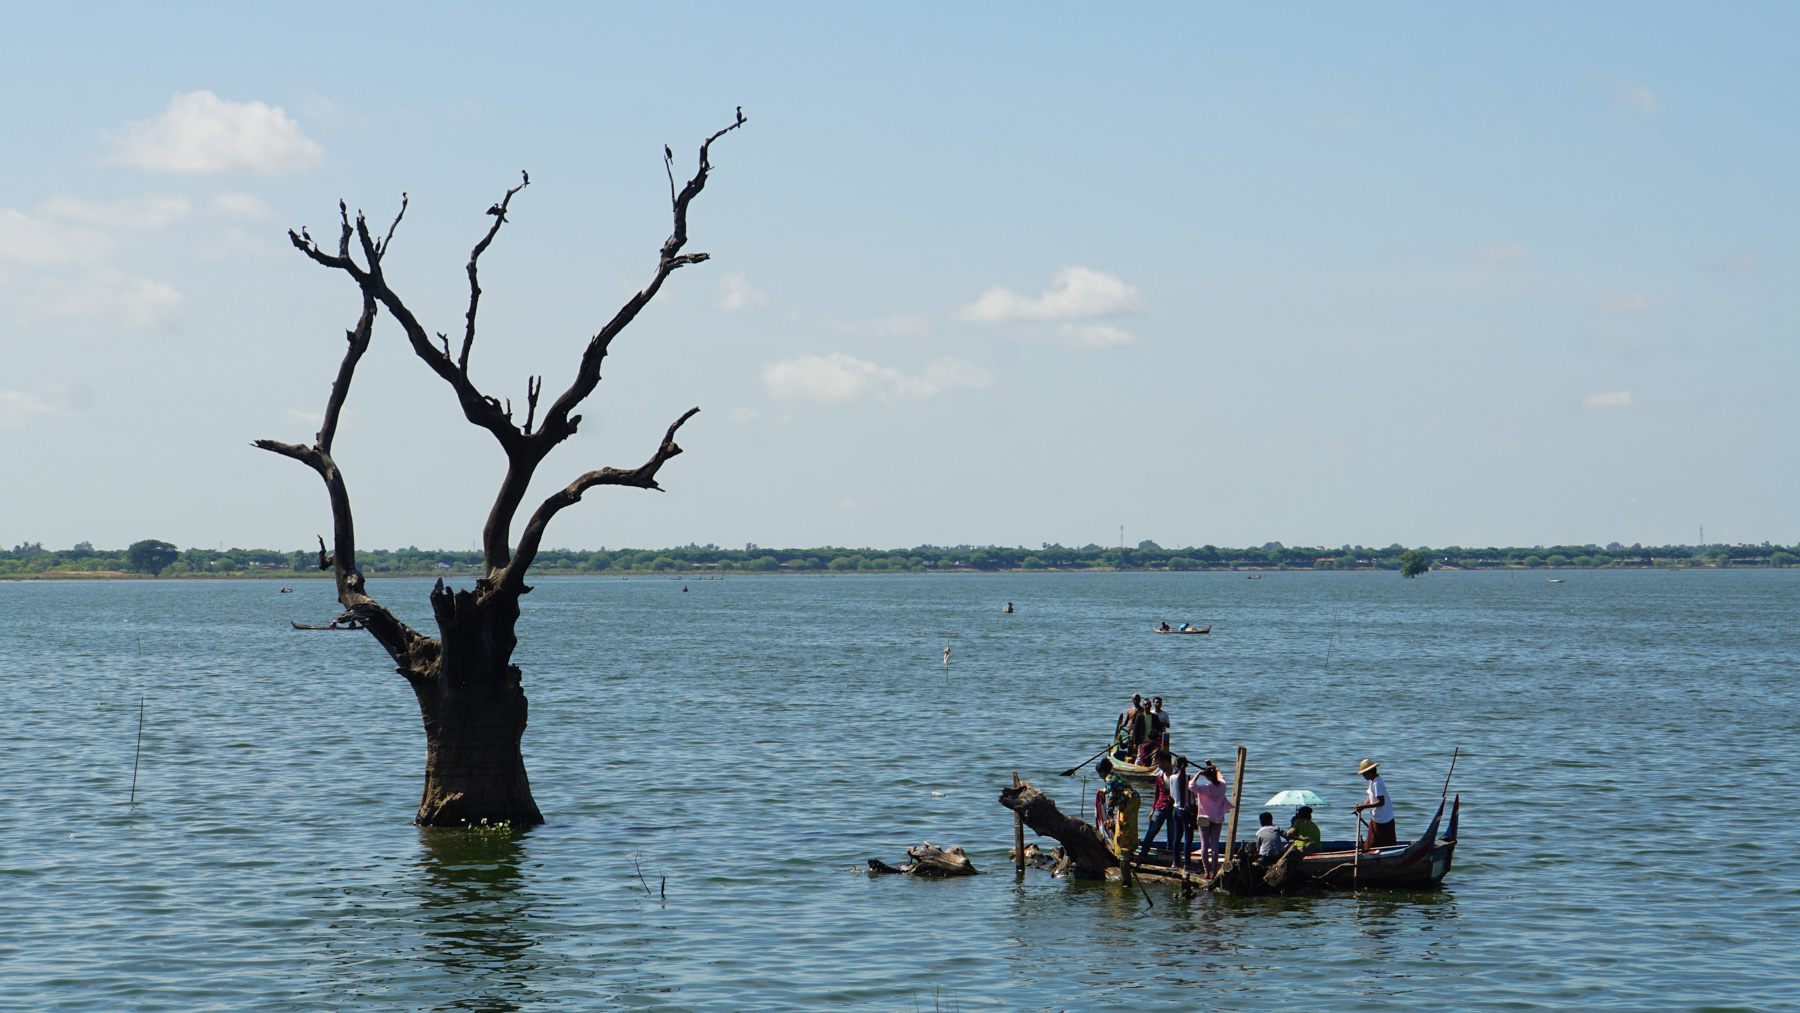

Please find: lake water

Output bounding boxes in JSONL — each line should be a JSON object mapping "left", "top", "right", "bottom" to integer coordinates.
{"left": 1, "top": 570, "right": 1795, "bottom": 1012}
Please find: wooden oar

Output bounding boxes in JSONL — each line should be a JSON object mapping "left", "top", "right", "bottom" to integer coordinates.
{"left": 1060, "top": 744, "right": 1112, "bottom": 777}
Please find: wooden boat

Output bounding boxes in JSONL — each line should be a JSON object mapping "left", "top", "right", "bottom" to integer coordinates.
{"left": 1134, "top": 795, "right": 1460, "bottom": 892}
{"left": 1293, "top": 795, "right": 1459, "bottom": 889}
{"left": 290, "top": 621, "right": 362, "bottom": 631}
{"left": 1546, "top": 578, "right": 1565, "bottom": 583}
{"left": 1153, "top": 625, "right": 1211, "bottom": 635}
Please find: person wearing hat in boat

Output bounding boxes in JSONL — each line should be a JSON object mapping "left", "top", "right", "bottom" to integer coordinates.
{"left": 1288, "top": 805, "right": 1322, "bottom": 853}
{"left": 1353, "top": 758, "right": 1397, "bottom": 848}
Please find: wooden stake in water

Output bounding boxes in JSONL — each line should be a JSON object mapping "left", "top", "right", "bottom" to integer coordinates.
{"left": 1013, "top": 771, "right": 1026, "bottom": 874}
{"left": 129, "top": 696, "right": 145, "bottom": 808}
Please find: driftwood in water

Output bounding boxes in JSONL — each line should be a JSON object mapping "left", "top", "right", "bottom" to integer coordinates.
{"left": 868, "top": 842, "right": 978, "bottom": 877}
{"left": 998, "top": 783, "right": 1117, "bottom": 880}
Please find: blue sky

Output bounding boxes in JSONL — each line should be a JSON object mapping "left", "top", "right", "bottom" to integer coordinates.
{"left": 2, "top": 4, "right": 1795, "bottom": 551}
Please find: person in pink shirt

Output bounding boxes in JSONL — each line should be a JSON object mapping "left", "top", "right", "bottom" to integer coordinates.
{"left": 1190, "top": 760, "right": 1233, "bottom": 876}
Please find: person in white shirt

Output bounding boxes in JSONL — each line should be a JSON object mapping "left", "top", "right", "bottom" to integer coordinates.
{"left": 1353, "top": 758, "right": 1397, "bottom": 847}
{"left": 1253, "top": 811, "right": 1289, "bottom": 863}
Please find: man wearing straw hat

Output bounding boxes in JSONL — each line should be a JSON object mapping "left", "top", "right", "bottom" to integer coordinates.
{"left": 1353, "top": 758, "right": 1397, "bottom": 847}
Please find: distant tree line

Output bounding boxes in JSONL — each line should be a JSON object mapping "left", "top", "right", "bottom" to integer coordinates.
{"left": 4, "top": 538, "right": 1797, "bottom": 577}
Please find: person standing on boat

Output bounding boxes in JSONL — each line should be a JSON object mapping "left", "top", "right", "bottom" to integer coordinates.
{"left": 1150, "top": 697, "right": 1170, "bottom": 755}
{"left": 1353, "top": 758, "right": 1397, "bottom": 847}
{"left": 1095, "top": 757, "right": 1140, "bottom": 858}
{"left": 1191, "top": 760, "right": 1233, "bottom": 876}
{"left": 1134, "top": 752, "right": 1181, "bottom": 865}
{"left": 1115, "top": 695, "right": 1148, "bottom": 762}
{"left": 1167, "top": 754, "right": 1196, "bottom": 869}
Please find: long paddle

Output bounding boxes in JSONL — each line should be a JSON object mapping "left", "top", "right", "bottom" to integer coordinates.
{"left": 1060, "top": 744, "right": 1113, "bottom": 777}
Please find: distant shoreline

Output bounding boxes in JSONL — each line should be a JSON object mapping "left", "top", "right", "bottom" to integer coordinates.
{"left": 5, "top": 563, "right": 1789, "bottom": 582}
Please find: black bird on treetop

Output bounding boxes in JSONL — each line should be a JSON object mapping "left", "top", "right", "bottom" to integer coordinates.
{"left": 664, "top": 144, "right": 673, "bottom": 161}
{"left": 736, "top": 105, "right": 744, "bottom": 124}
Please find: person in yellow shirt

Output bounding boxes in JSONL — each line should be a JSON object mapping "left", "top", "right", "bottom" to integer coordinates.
{"left": 1287, "top": 805, "right": 1322, "bottom": 853}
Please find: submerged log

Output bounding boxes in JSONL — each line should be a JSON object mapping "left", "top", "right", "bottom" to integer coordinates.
{"left": 867, "top": 842, "right": 978, "bottom": 877}
{"left": 998, "top": 783, "right": 1117, "bottom": 880}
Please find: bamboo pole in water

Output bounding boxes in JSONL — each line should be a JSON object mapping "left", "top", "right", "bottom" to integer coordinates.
{"left": 1013, "top": 771, "right": 1025, "bottom": 873}
{"left": 1222, "top": 745, "right": 1247, "bottom": 871}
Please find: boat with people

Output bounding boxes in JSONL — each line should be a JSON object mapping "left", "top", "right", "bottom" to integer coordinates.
{"left": 1153, "top": 624, "right": 1210, "bottom": 635}
{"left": 1070, "top": 696, "right": 1462, "bottom": 893}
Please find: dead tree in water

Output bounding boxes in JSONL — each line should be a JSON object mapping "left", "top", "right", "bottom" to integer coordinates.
{"left": 256, "top": 112, "right": 745, "bottom": 827}
{"left": 999, "top": 782, "right": 1117, "bottom": 879}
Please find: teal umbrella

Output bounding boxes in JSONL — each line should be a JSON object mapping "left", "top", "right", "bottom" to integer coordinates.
{"left": 1264, "top": 789, "right": 1329, "bottom": 808}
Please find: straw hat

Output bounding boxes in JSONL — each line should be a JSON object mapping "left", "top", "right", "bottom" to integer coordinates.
{"left": 1357, "top": 758, "right": 1381, "bottom": 775}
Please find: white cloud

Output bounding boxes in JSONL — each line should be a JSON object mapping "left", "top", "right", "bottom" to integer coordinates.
{"left": 208, "top": 192, "right": 278, "bottom": 222}
{"left": 762, "top": 353, "right": 991, "bottom": 403}
{"left": 39, "top": 194, "right": 191, "bottom": 230}
{"left": 201, "top": 226, "right": 277, "bottom": 261}
{"left": 1581, "top": 390, "right": 1634, "bottom": 409}
{"left": 9, "top": 268, "right": 183, "bottom": 328}
{"left": 1056, "top": 323, "right": 1136, "bottom": 348}
{"left": 718, "top": 272, "right": 766, "bottom": 310}
{"left": 1712, "top": 251, "right": 1759, "bottom": 276}
{"left": 839, "top": 499, "right": 856, "bottom": 510}
{"left": 1475, "top": 242, "right": 1527, "bottom": 263}
{"left": 730, "top": 407, "right": 758, "bottom": 424}
{"left": 1616, "top": 82, "right": 1659, "bottom": 115}
{"left": 957, "top": 266, "right": 1142, "bottom": 322}
{"left": 1599, "top": 293, "right": 1647, "bottom": 313}
{"left": 108, "top": 91, "right": 324, "bottom": 175}
{"left": 0, "top": 208, "right": 114, "bottom": 266}
{"left": 0, "top": 390, "right": 61, "bottom": 429}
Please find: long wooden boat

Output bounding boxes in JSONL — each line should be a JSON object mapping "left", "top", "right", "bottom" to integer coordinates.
{"left": 1134, "top": 795, "right": 1460, "bottom": 892}
{"left": 1153, "top": 626, "right": 1211, "bottom": 635}
{"left": 1294, "top": 795, "right": 1459, "bottom": 889}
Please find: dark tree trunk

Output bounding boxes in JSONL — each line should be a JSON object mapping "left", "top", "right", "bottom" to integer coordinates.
{"left": 999, "top": 783, "right": 1117, "bottom": 880}
{"left": 256, "top": 113, "right": 744, "bottom": 826}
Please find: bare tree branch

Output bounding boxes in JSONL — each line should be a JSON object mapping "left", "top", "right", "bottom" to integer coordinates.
{"left": 500, "top": 407, "right": 700, "bottom": 591}
{"left": 537, "top": 111, "right": 745, "bottom": 445}
{"left": 252, "top": 283, "right": 434, "bottom": 675}
{"left": 460, "top": 171, "right": 530, "bottom": 374}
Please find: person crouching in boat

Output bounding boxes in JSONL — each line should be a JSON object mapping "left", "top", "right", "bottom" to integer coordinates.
{"left": 1288, "top": 805, "right": 1321, "bottom": 853}
{"left": 1353, "top": 758, "right": 1397, "bottom": 848}
{"left": 1191, "top": 760, "right": 1233, "bottom": 876}
{"left": 1094, "top": 757, "right": 1140, "bottom": 858}
{"left": 1254, "top": 812, "right": 1289, "bottom": 865}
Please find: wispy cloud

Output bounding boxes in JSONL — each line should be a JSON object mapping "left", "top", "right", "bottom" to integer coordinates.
{"left": 762, "top": 353, "right": 991, "bottom": 403}
{"left": 0, "top": 390, "right": 62, "bottom": 429}
{"left": 1710, "top": 250, "right": 1759, "bottom": 276}
{"left": 0, "top": 209, "right": 115, "bottom": 266}
{"left": 108, "top": 91, "right": 324, "bottom": 175}
{"left": 957, "top": 266, "right": 1142, "bottom": 323}
{"left": 1599, "top": 293, "right": 1647, "bottom": 313}
{"left": 1581, "top": 390, "right": 1634, "bottom": 410}
{"left": 208, "top": 192, "right": 278, "bottom": 222}
{"left": 9, "top": 268, "right": 183, "bottom": 327}
{"left": 1614, "top": 81, "right": 1659, "bottom": 116}
{"left": 39, "top": 194, "right": 191, "bottom": 230}
{"left": 718, "top": 271, "right": 766, "bottom": 310}
{"left": 1055, "top": 323, "right": 1135, "bottom": 348}
{"left": 1474, "top": 242, "right": 1527, "bottom": 263}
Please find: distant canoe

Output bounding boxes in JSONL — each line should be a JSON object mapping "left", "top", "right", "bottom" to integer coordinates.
{"left": 1153, "top": 626, "right": 1210, "bottom": 635}
{"left": 290, "top": 621, "right": 362, "bottom": 631}
{"left": 1546, "top": 578, "right": 1565, "bottom": 583}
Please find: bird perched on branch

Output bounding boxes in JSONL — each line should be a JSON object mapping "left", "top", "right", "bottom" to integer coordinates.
{"left": 736, "top": 105, "right": 744, "bottom": 124}
{"left": 664, "top": 144, "right": 673, "bottom": 161}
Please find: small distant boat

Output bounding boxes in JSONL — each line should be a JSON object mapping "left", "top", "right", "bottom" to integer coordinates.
{"left": 290, "top": 621, "right": 362, "bottom": 631}
{"left": 1153, "top": 625, "right": 1211, "bottom": 635}
{"left": 279, "top": 587, "right": 293, "bottom": 593}
{"left": 1546, "top": 578, "right": 1565, "bottom": 583}
{"left": 1246, "top": 575, "right": 1262, "bottom": 580}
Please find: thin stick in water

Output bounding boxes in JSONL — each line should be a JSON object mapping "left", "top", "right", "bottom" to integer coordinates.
{"left": 129, "top": 696, "right": 145, "bottom": 808}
